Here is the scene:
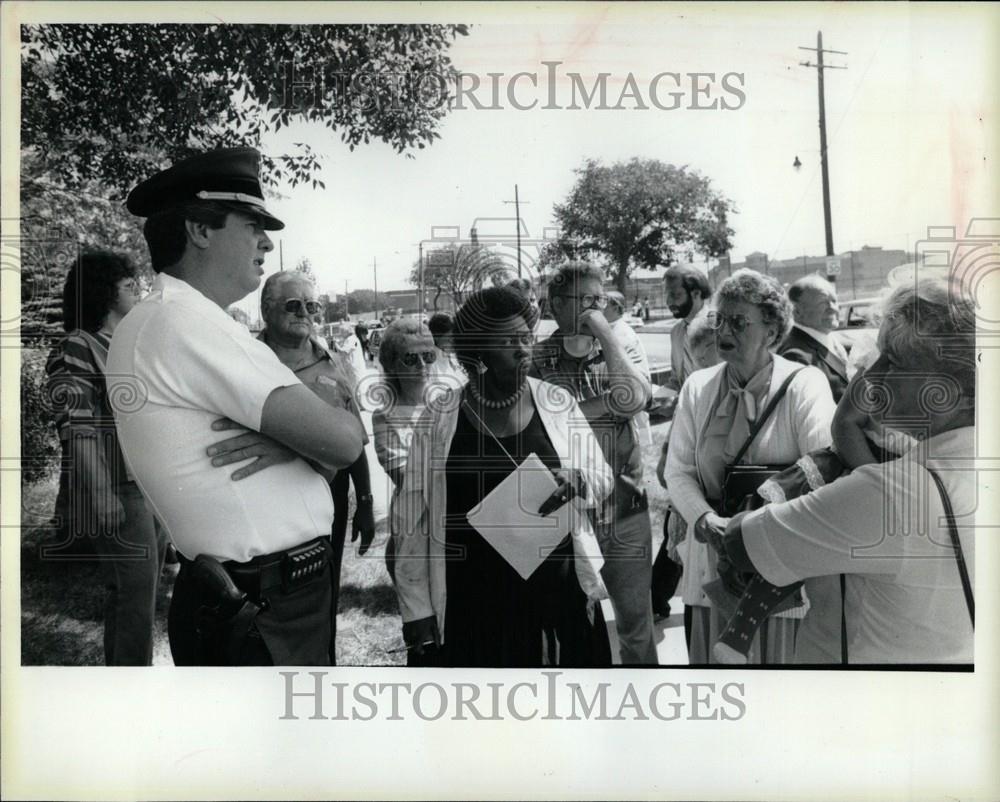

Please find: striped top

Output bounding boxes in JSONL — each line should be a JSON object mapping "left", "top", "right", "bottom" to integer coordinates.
{"left": 45, "top": 329, "right": 113, "bottom": 438}
{"left": 45, "top": 329, "right": 130, "bottom": 483}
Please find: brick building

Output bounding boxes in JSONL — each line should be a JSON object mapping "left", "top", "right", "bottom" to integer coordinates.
{"left": 710, "top": 246, "right": 912, "bottom": 300}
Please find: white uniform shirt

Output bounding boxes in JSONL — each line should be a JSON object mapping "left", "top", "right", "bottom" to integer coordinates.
{"left": 107, "top": 273, "right": 334, "bottom": 562}
{"left": 742, "top": 427, "right": 975, "bottom": 664}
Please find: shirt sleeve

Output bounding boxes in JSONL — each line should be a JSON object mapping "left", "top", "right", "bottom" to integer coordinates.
{"left": 47, "top": 334, "right": 103, "bottom": 438}
{"left": 664, "top": 376, "right": 715, "bottom": 528}
{"left": 789, "top": 366, "right": 837, "bottom": 455}
{"left": 741, "top": 464, "right": 903, "bottom": 586}
{"left": 136, "top": 304, "right": 301, "bottom": 431}
{"left": 372, "top": 411, "right": 405, "bottom": 474}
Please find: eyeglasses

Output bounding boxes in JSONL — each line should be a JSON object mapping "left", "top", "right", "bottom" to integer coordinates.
{"left": 498, "top": 333, "right": 535, "bottom": 348}
{"left": 706, "top": 312, "right": 762, "bottom": 334}
{"left": 399, "top": 351, "right": 438, "bottom": 367}
{"left": 283, "top": 299, "right": 323, "bottom": 316}
{"left": 560, "top": 294, "right": 609, "bottom": 310}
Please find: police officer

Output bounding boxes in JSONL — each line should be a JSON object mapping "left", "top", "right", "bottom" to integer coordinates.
{"left": 108, "top": 147, "right": 365, "bottom": 665}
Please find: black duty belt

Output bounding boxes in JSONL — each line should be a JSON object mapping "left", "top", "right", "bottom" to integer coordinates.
{"left": 182, "top": 537, "right": 332, "bottom": 599}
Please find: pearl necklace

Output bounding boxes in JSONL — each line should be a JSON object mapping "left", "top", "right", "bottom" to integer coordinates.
{"left": 466, "top": 379, "right": 527, "bottom": 409}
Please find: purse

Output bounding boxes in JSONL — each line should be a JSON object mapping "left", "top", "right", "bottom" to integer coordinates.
{"left": 710, "top": 368, "right": 804, "bottom": 605}
{"left": 718, "top": 368, "right": 804, "bottom": 517}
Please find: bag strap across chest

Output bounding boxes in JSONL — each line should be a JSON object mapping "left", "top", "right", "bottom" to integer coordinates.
{"left": 729, "top": 368, "right": 803, "bottom": 466}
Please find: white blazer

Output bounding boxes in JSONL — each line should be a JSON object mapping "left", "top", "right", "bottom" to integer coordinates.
{"left": 392, "top": 376, "right": 613, "bottom": 640}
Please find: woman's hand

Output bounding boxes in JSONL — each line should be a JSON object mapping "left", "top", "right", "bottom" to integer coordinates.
{"left": 693, "top": 511, "right": 728, "bottom": 553}
{"left": 207, "top": 417, "right": 297, "bottom": 480}
{"left": 402, "top": 616, "right": 441, "bottom": 656}
{"left": 656, "top": 439, "right": 670, "bottom": 489}
{"left": 538, "top": 469, "right": 587, "bottom": 515}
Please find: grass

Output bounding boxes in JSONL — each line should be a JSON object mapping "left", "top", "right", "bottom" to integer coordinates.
{"left": 20, "top": 422, "right": 671, "bottom": 666}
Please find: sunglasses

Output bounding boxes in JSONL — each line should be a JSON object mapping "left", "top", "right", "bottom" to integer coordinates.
{"left": 399, "top": 351, "right": 438, "bottom": 367}
{"left": 283, "top": 299, "right": 323, "bottom": 315}
{"left": 706, "top": 312, "right": 762, "bottom": 335}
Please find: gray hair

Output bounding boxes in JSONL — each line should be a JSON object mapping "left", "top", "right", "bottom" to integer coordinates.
{"left": 788, "top": 273, "right": 837, "bottom": 303}
{"left": 546, "top": 261, "right": 606, "bottom": 301}
{"left": 260, "top": 270, "right": 315, "bottom": 311}
{"left": 878, "top": 277, "right": 976, "bottom": 401}
{"left": 606, "top": 290, "right": 626, "bottom": 311}
{"left": 378, "top": 318, "right": 432, "bottom": 393}
{"left": 687, "top": 312, "right": 717, "bottom": 350}
{"left": 715, "top": 268, "right": 793, "bottom": 341}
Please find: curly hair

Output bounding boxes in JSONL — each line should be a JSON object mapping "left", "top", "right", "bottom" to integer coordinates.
{"left": 61, "top": 249, "right": 138, "bottom": 333}
{"left": 878, "top": 277, "right": 976, "bottom": 402}
{"left": 427, "top": 312, "right": 454, "bottom": 338}
{"left": 453, "top": 286, "right": 539, "bottom": 373}
{"left": 715, "top": 268, "right": 793, "bottom": 341}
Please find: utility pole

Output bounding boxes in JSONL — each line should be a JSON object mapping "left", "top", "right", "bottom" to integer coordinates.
{"left": 344, "top": 280, "right": 349, "bottom": 320}
{"left": 418, "top": 242, "right": 424, "bottom": 315}
{"left": 799, "top": 31, "right": 847, "bottom": 265}
{"left": 503, "top": 184, "right": 530, "bottom": 278}
{"left": 373, "top": 257, "right": 379, "bottom": 321}
{"left": 279, "top": 240, "right": 284, "bottom": 271}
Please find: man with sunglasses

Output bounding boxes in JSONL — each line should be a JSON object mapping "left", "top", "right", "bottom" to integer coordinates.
{"left": 250, "top": 270, "right": 377, "bottom": 664}
{"left": 108, "top": 148, "right": 365, "bottom": 666}
{"left": 531, "top": 261, "right": 657, "bottom": 664}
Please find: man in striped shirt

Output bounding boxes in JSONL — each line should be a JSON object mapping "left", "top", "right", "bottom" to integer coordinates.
{"left": 531, "top": 262, "right": 657, "bottom": 665}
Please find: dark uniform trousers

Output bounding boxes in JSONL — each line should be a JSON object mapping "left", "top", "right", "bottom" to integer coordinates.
{"left": 168, "top": 541, "right": 334, "bottom": 667}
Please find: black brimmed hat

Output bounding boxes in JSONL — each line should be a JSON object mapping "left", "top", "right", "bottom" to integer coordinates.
{"left": 126, "top": 147, "right": 284, "bottom": 230}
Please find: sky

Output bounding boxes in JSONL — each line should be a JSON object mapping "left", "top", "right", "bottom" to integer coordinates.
{"left": 238, "top": 4, "right": 997, "bottom": 313}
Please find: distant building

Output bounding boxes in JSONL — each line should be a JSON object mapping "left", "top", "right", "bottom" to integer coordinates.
{"left": 709, "top": 246, "right": 911, "bottom": 300}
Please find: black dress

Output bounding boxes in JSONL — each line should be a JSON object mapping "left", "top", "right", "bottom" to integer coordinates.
{"left": 441, "top": 405, "right": 610, "bottom": 667}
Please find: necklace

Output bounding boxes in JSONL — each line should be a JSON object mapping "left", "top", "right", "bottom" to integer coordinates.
{"left": 466, "top": 378, "right": 527, "bottom": 409}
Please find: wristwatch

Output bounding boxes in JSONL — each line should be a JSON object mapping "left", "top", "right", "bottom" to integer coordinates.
{"left": 357, "top": 493, "right": 374, "bottom": 505}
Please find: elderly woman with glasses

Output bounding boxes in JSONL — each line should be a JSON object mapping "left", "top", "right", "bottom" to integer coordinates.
{"left": 719, "top": 276, "right": 976, "bottom": 664}
{"left": 665, "top": 268, "right": 837, "bottom": 664}
{"left": 392, "top": 286, "right": 615, "bottom": 667}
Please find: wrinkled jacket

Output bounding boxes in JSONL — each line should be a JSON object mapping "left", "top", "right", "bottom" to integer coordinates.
{"left": 392, "top": 377, "right": 613, "bottom": 639}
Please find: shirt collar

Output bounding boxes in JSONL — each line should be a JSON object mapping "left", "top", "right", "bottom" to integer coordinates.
{"left": 794, "top": 323, "right": 834, "bottom": 349}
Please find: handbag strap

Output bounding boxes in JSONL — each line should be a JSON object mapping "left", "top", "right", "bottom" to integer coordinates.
{"left": 730, "top": 368, "right": 804, "bottom": 467}
{"left": 924, "top": 466, "right": 975, "bottom": 629}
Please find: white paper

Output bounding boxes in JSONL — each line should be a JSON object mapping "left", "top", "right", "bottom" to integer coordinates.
{"left": 466, "top": 452, "right": 582, "bottom": 580}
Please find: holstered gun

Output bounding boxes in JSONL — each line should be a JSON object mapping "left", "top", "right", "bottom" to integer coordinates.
{"left": 190, "top": 554, "right": 263, "bottom": 665}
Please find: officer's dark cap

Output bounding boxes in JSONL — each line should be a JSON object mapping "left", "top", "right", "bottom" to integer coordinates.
{"left": 126, "top": 147, "right": 284, "bottom": 231}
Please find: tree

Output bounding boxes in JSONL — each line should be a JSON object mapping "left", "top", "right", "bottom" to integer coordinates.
{"left": 293, "top": 257, "right": 316, "bottom": 282}
{"left": 19, "top": 152, "right": 154, "bottom": 345}
{"left": 21, "top": 23, "right": 470, "bottom": 195}
{"left": 409, "top": 243, "right": 508, "bottom": 308}
{"left": 543, "top": 158, "right": 735, "bottom": 292}
{"left": 346, "top": 289, "right": 390, "bottom": 315}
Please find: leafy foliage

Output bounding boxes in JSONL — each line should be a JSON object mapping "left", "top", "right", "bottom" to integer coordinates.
{"left": 408, "top": 243, "right": 509, "bottom": 308}
{"left": 21, "top": 348, "right": 61, "bottom": 484}
{"left": 542, "top": 158, "right": 735, "bottom": 291}
{"left": 346, "top": 289, "right": 391, "bottom": 315}
{"left": 22, "top": 23, "right": 470, "bottom": 195}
